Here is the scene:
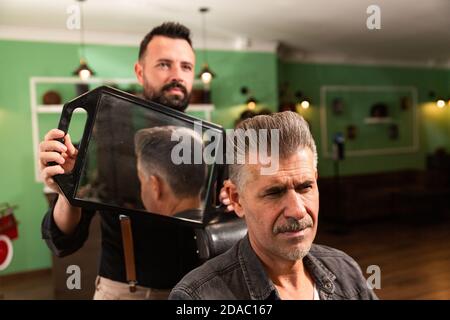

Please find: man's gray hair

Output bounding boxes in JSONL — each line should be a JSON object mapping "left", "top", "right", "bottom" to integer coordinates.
{"left": 135, "top": 126, "right": 206, "bottom": 198}
{"left": 228, "top": 111, "right": 317, "bottom": 190}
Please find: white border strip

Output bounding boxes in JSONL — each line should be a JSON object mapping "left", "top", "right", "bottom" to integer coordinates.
{"left": 30, "top": 77, "right": 40, "bottom": 182}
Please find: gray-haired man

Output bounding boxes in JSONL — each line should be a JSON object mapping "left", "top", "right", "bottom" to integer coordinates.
{"left": 169, "top": 111, "right": 378, "bottom": 300}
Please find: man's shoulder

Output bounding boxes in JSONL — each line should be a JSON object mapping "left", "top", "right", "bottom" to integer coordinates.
{"left": 169, "top": 240, "right": 245, "bottom": 300}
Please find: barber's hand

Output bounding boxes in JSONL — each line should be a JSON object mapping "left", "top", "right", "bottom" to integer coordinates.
{"left": 39, "top": 129, "right": 78, "bottom": 193}
{"left": 219, "top": 179, "right": 234, "bottom": 212}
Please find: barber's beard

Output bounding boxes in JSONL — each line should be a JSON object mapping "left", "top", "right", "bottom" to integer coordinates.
{"left": 143, "top": 79, "right": 190, "bottom": 112}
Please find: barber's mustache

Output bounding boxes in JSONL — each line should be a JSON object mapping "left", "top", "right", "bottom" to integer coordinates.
{"left": 162, "top": 81, "right": 188, "bottom": 96}
{"left": 273, "top": 216, "right": 313, "bottom": 234}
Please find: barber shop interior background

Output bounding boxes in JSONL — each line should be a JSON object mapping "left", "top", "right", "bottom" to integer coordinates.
{"left": 1, "top": 0, "right": 449, "bottom": 300}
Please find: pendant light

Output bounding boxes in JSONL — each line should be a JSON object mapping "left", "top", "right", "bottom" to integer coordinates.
{"left": 197, "top": 7, "right": 216, "bottom": 85}
{"left": 72, "top": 0, "right": 95, "bottom": 80}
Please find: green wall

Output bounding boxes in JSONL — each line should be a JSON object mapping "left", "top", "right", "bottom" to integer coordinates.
{"left": 0, "top": 41, "right": 142, "bottom": 276}
{"left": 208, "top": 51, "right": 279, "bottom": 128}
{"left": 278, "top": 61, "right": 450, "bottom": 177}
{"left": 0, "top": 39, "right": 278, "bottom": 275}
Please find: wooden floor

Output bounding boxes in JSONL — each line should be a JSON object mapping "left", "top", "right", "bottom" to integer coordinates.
{"left": 0, "top": 269, "right": 53, "bottom": 300}
{"left": 1, "top": 217, "right": 449, "bottom": 300}
{"left": 316, "top": 217, "right": 450, "bottom": 300}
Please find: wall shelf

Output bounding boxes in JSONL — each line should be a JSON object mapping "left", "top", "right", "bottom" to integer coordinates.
{"left": 37, "top": 105, "right": 86, "bottom": 113}
{"left": 36, "top": 104, "right": 214, "bottom": 115}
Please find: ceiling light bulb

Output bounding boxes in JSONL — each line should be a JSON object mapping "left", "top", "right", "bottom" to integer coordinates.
{"left": 436, "top": 99, "right": 445, "bottom": 108}
{"left": 301, "top": 100, "right": 310, "bottom": 109}
{"left": 201, "top": 71, "right": 212, "bottom": 84}
{"left": 79, "top": 68, "right": 91, "bottom": 80}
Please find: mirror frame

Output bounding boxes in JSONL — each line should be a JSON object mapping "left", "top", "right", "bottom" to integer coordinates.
{"left": 52, "top": 86, "right": 227, "bottom": 227}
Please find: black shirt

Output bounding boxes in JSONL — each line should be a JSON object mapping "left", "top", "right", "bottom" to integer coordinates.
{"left": 41, "top": 196, "right": 201, "bottom": 289}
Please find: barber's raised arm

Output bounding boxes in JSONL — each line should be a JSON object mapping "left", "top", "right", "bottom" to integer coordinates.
{"left": 39, "top": 129, "right": 82, "bottom": 234}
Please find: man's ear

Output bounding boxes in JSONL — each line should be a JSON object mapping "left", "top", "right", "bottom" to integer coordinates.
{"left": 226, "top": 181, "right": 245, "bottom": 218}
{"left": 134, "top": 61, "right": 144, "bottom": 85}
{"left": 149, "top": 175, "right": 162, "bottom": 200}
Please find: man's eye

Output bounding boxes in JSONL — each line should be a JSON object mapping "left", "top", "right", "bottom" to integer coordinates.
{"left": 182, "top": 65, "right": 192, "bottom": 71}
{"left": 158, "top": 62, "right": 170, "bottom": 69}
{"left": 296, "top": 185, "right": 313, "bottom": 193}
{"left": 264, "top": 189, "right": 284, "bottom": 198}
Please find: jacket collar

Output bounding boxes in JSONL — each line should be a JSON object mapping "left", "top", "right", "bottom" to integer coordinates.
{"left": 304, "top": 250, "right": 337, "bottom": 297}
{"left": 237, "top": 235, "right": 337, "bottom": 300}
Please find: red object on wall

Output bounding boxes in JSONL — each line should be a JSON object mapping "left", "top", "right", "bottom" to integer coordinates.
{"left": 0, "top": 235, "right": 13, "bottom": 270}
{"left": 0, "top": 239, "right": 8, "bottom": 262}
{"left": 0, "top": 213, "right": 18, "bottom": 240}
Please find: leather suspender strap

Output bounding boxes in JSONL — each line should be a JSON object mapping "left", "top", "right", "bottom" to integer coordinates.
{"left": 119, "top": 215, "right": 137, "bottom": 292}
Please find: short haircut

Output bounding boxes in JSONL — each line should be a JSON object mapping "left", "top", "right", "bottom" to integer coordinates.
{"left": 228, "top": 111, "right": 318, "bottom": 190}
{"left": 138, "top": 22, "right": 192, "bottom": 59}
{"left": 135, "top": 126, "right": 206, "bottom": 198}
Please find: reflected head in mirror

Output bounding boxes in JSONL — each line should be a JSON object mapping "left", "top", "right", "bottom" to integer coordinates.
{"left": 134, "top": 126, "right": 207, "bottom": 217}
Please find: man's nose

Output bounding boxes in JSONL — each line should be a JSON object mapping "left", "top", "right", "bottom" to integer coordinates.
{"left": 282, "top": 189, "right": 307, "bottom": 220}
{"left": 168, "top": 65, "right": 184, "bottom": 84}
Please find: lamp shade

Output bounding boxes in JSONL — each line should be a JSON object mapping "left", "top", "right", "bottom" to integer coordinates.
{"left": 197, "top": 63, "right": 216, "bottom": 84}
{"left": 73, "top": 59, "right": 95, "bottom": 80}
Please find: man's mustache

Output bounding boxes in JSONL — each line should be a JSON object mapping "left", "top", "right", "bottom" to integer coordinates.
{"left": 273, "top": 217, "right": 313, "bottom": 234}
{"left": 162, "top": 81, "right": 188, "bottom": 96}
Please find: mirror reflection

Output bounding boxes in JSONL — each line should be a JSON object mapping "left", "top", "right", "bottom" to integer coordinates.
{"left": 74, "top": 92, "right": 220, "bottom": 223}
{"left": 135, "top": 126, "right": 206, "bottom": 220}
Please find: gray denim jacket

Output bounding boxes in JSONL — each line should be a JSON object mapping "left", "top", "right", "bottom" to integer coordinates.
{"left": 169, "top": 235, "right": 378, "bottom": 300}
